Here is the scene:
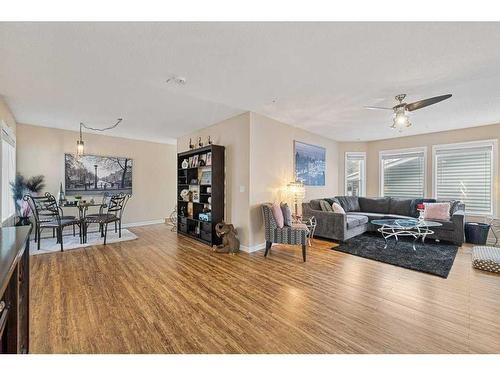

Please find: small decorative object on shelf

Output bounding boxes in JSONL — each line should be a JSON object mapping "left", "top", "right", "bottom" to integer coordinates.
{"left": 213, "top": 222, "right": 240, "bottom": 254}
{"left": 207, "top": 136, "right": 212, "bottom": 145}
{"left": 57, "top": 182, "right": 65, "bottom": 204}
{"left": 416, "top": 203, "right": 425, "bottom": 221}
{"left": 199, "top": 212, "right": 211, "bottom": 222}
{"left": 198, "top": 137, "right": 203, "bottom": 148}
{"left": 181, "top": 158, "right": 189, "bottom": 169}
{"left": 199, "top": 154, "right": 207, "bottom": 166}
{"left": 206, "top": 152, "right": 212, "bottom": 166}
{"left": 190, "top": 185, "right": 200, "bottom": 202}
{"left": 180, "top": 189, "right": 191, "bottom": 201}
{"left": 189, "top": 138, "right": 194, "bottom": 149}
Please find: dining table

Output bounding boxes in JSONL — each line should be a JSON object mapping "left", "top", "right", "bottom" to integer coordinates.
{"left": 62, "top": 201, "right": 107, "bottom": 243}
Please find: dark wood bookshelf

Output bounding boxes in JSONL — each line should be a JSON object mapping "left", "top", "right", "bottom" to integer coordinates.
{"left": 176, "top": 145, "right": 224, "bottom": 246}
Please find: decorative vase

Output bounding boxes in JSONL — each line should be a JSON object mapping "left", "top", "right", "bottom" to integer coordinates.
{"left": 418, "top": 209, "right": 425, "bottom": 222}
{"left": 16, "top": 216, "right": 31, "bottom": 227}
{"left": 181, "top": 159, "right": 189, "bottom": 169}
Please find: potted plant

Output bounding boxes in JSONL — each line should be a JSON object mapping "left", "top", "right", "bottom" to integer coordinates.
{"left": 10, "top": 173, "right": 46, "bottom": 226}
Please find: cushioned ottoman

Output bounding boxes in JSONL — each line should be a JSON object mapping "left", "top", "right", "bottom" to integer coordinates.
{"left": 472, "top": 246, "right": 500, "bottom": 273}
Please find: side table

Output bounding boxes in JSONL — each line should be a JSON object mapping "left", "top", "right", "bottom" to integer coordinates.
{"left": 301, "top": 216, "right": 317, "bottom": 246}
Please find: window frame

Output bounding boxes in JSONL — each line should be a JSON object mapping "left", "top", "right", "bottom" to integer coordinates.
{"left": 1, "top": 122, "right": 16, "bottom": 225}
{"left": 379, "top": 146, "right": 428, "bottom": 198}
{"left": 432, "top": 139, "right": 497, "bottom": 216}
{"left": 344, "top": 151, "right": 366, "bottom": 197}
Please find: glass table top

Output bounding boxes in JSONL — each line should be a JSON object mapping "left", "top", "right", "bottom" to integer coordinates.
{"left": 371, "top": 218, "right": 443, "bottom": 229}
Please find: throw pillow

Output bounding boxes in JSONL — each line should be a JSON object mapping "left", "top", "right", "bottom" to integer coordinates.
{"left": 331, "top": 202, "right": 345, "bottom": 214}
{"left": 319, "top": 200, "right": 334, "bottom": 212}
{"left": 423, "top": 202, "right": 451, "bottom": 221}
{"left": 271, "top": 202, "right": 284, "bottom": 228}
{"left": 280, "top": 202, "right": 293, "bottom": 227}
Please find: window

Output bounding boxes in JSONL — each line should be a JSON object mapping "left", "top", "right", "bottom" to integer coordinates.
{"left": 2, "top": 136, "right": 16, "bottom": 222}
{"left": 433, "top": 140, "right": 496, "bottom": 216}
{"left": 380, "top": 147, "right": 426, "bottom": 199}
{"left": 345, "top": 152, "right": 366, "bottom": 196}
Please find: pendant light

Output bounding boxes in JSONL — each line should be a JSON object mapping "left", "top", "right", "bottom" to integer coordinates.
{"left": 76, "top": 118, "right": 122, "bottom": 157}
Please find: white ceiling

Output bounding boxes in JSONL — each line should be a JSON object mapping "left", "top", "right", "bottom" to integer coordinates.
{"left": 1, "top": 22, "right": 500, "bottom": 143}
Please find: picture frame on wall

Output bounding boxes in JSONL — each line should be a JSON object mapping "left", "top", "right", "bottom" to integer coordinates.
{"left": 294, "top": 140, "right": 326, "bottom": 186}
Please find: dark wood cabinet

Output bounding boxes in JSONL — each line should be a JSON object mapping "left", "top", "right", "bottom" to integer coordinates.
{"left": 0, "top": 226, "right": 31, "bottom": 354}
{"left": 177, "top": 145, "right": 225, "bottom": 246}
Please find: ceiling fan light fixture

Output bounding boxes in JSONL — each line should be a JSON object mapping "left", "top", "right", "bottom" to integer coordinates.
{"left": 392, "top": 108, "right": 411, "bottom": 131}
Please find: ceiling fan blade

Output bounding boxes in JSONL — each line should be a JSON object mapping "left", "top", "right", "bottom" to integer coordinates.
{"left": 405, "top": 94, "right": 452, "bottom": 112}
{"left": 364, "top": 106, "right": 393, "bottom": 111}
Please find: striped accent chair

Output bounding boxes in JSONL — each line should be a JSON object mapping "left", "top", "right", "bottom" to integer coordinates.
{"left": 261, "top": 203, "right": 309, "bottom": 262}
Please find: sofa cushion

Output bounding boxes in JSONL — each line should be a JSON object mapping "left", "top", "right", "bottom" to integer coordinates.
{"left": 271, "top": 202, "right": 284, "bottom": 228}
{"left": 423, "top": 202, "right": 451, "bottom": 221}
{"left": 352, "top": 212, "right": 414, "bottom": 221}
{"left": 410, "top": 198, "right": 436, "bottom": 217}
{"left": 358, "top": 197, "right": 390, "bottom": 214}
{"left": 319, "top": 200, "right": 334, "bottom": 212}
{"left": 346, "top": 214, "right": 369, "bottom": 229}
{"left": 335, "top": 196, "right": 360, "bottom": 212}
{"left": 332, "top": 202, "right": 345, "bottom": 214}
{"left": 324, "top": 197, "right": 341, "bottom": 207}
{"left": 280, "top": 202, "right": 293, "bottom": 226}
{"left": 389, "top": 198, "right": 413, "bottom": 217}
{"left": 308, "top": 199, "right": 322, "bottom": 211}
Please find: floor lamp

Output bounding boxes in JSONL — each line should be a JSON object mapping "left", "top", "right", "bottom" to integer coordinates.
{"left": 287, "top": 180, "right": 306, "bottom": 219}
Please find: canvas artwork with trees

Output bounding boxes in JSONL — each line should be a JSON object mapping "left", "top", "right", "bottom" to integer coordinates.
{"left": 65, "top": 153, "right": 133, "bottom": 195}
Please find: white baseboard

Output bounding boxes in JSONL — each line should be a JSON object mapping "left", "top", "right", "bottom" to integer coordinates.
{"left": 122, "top": 219, "right": 166, "bottom": 228}
{"left": 240, "top": 242, "right": 266, "bottom": 253}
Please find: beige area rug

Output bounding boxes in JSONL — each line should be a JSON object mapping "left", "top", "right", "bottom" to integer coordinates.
{"left": 29, "top": 229, "right": 138, "bottom": 255}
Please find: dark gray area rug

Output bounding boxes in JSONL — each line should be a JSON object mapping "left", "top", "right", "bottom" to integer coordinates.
{"left": 332, "top": 232, "right": 458, "bottom": 278}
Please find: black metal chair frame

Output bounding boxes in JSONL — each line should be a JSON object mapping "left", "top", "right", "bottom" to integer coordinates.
{"left": 83, "top": 193, "right": 130, "bottom": 245}
{"left": 24, "top": 193, "right": 82, "bottom": 251}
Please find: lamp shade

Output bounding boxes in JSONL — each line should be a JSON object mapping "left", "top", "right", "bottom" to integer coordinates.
{"left": 287, "top": 180, "right": 305, "bottom": 198}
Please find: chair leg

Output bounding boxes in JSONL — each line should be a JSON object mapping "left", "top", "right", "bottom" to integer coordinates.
{"left": 264, "top": 241, "right": 272, "bottom": 257}
{"left": 302, "top": 244, "right": 307, "bottom": 262}
{"left": 119, "top": 220, "right": 121, "bottom": 238}
{"left": 34, "top": 224, "right": 38, "bottom": 243}
{"left": 59, "top": 228, "right": 64, "bottom": 252}
{"left": 115, "top": 221, "right": 117, "bottom": 233}
{"left": 37, "top": 227, "right": 41, "bottom": 250}
{"left": 104, "top": 223, "right": 109, "bottom": 245}
{"left": 73, "top": 224, "right": 75, "bottom": 236}
{"left": 52, "top": 228, "right": 55, "bottom": 238}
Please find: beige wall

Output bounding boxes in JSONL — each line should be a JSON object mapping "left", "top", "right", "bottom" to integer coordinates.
{"left": 249, "top": 113, "right": 339, "bottom": 247}
{"left": 0, "top": 96, "right": 17, "bottom": 133}
{"left": 177, "top": 112, "right": 252, "bottom": 247}
{"left": 16, "top": 123, "right": 177, "bottom": 225}
{"left": 176, "top": 112, "right": 340, "bottom": 249}
{"left": 339, "top": 123, "right": 500, "bottom": 218}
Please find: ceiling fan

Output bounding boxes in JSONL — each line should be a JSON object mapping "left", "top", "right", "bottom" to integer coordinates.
{"left": 365, "top": 93, "right": 452, "bottom": 131}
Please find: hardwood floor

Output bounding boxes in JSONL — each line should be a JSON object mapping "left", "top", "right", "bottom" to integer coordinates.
{"left": 30, "top": 224, "right": 500, "bottom": 353}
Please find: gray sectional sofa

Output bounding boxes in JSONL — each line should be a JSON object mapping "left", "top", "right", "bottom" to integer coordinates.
{"left": 302, "top": 196, "right": 465, "bottom": 245}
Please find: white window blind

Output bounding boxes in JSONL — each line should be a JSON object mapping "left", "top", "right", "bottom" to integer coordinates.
{"left": 345, "top": 152, "right": 365, "bottom": 196}
{"left": 380, "top": 149, "right": 425, "bottom": 199}
{"left": 434, "top": 142, "right": 494, "bottom": 215}
{"left": 2, "top": 138, "right": 16, "bottom": 222}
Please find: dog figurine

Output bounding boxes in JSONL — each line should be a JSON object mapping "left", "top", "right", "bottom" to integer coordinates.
{"left": 213, "top": 222, "right": 240, "bottom": 254}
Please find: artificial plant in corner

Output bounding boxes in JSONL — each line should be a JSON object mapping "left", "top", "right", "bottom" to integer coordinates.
{"left": 10, "top": 173, "right": 46, "bottom": 226}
